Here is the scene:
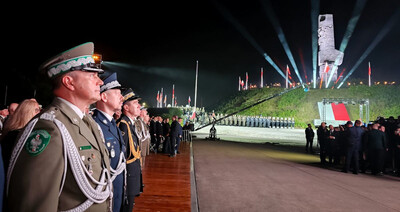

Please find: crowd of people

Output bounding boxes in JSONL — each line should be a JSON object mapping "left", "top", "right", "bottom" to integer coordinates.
{"left": 0, "top": 42, "right": 186, "bottom": 212}
{"left": 148, "top": 115, "right": 184, "bottom": 157}
{"left": 306, "top": 116, "right": 400, "bottom": 176}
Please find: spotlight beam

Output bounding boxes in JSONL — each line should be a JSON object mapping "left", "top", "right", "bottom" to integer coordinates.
{"left": 325, "top": 0, "right": 367, "bottom": 88}
{"left": 261, "top": 0, "right": 304, "bottom": 87}
{"left": 338, "top": 8, "right": 400, "bottom": 88}
{"left": 213, "top": 1, "right": 286, "bottom": 81}
{"left": 311, "top": 0, "right": 320, "bottom": 88}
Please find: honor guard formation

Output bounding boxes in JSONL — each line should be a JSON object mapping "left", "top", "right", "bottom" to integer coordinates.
{"left": 182, "top": 109, "right": 295, "bottom": 129}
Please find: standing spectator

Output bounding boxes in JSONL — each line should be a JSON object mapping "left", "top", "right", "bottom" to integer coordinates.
{"left": 162, "top": 118, "right": 171, "bottom": 153}
{"left": 176, "top": 117, "right": 183, "bottom": 154}
{"left": 155, "top": 116, "right": 163, "bottom": 153}
{"left": 149, "top": 116, "right": 156, "bottom": 151}
{"left": 394, "top": 127, "right": 400, "bottom": 176}
{"left": 326, "top": 125, "right": 337, "bottom": 164}
{"left": 343, "top": 120, "right": 365, "bottom": 174}
{"left": 365, "top": 123, "right": 387, "bottom": 175}
{"left": 1, "top": 99, "right": 41, "bottom": 172}
{"left": 305, "top": 124, "right": 315, "bottom": 153}
{"left": 169, "top": 116, "right": 179, "bottom": 157}
{"left": 317, "top": 122, "right": 328, "bottom": 165}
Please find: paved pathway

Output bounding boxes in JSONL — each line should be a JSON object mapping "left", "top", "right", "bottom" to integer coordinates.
{"left": 193, "top": 140, "right": 400, "bottom": 212}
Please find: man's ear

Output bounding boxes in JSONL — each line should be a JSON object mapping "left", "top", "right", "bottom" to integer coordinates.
{"left": 123, "top": 103, "right": 129, "bottom": 112}
{"left": 100, "top": 92, "right": 108, "bottom": 102}
{"left": 61, "top": 75, "right": 75, "bottom": 91}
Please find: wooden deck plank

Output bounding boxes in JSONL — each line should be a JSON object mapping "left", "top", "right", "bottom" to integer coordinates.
{"left": 133, "top": 141, "right": 191, "bottom": 212}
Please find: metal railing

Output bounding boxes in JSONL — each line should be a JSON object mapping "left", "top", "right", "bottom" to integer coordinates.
{"left": 182, "top": 130, "right": 192, "bottom": 142}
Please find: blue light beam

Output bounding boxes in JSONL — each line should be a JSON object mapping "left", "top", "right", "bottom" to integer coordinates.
{"left": 337, "top": 8, "right": 400, "bottom": 88}
{"left": 311, "top": 0, "right": 320, "bottom": 88}
{"left": 261, "top": 0, "right": 304, "bottom": 87}
{"left": 213, "top": 1, "right": 286, "bottom": 81}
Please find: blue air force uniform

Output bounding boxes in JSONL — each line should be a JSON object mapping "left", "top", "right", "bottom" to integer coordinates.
{"left": 92, "top": 72, "right": 126, "bottom": 212}
{"left": 93, "top": 110, "right": 126, "bottom": 212}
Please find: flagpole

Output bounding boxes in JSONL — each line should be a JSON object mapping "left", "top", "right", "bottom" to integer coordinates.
{"left": 238, "top": 76, "right": 241, "bottom": 91}
{"left": 368, "top": 62, "right": 371, "bottom": 87}
{"left": 260, "top": 67, "right": 264, "bottom": 88}
{"left": 245, "top": 72, "right": 248, "bottom": 90}
{"left": 157, "top": 90, "right": 160, "bottom": 108}
{"left": 160, "top": 88, "right": 164, "bottom": 108}
{"left": 286, "top": 65, "right": 289, "bottom": 89}
{"left": 172, "top": 84, "right": 175, "bottom": 107}
{"left": 194, "top": 60, "right": 199, "bottom": 111}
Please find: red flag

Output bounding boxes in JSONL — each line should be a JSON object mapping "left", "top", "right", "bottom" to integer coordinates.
{"left": 286, "top": 66, "right": 291, "bottom": 75}
{"left": 368, "top": 62, "right": 371, "bottom": 76}
{"left": 188, "top": 96, "right": 191, "bottom": 104}
{"left": 191, "top": 111, "right": 196, "bottom": 119}
{"left": 156, "top": 91, "right": 160, "bottom": 102}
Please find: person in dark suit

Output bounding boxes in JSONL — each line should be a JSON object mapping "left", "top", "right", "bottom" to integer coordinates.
{"left": 305, "top": 124, "right": 315, "bottom": 153}
{"left": 326, "top": 125, "right": 339, "bottom": 164}
{"left": 93, "top": 72, "right": 126, "bottom": 212}
{"left": 317, "top": 122, "right": 328, "bottom": 164}
{"left": 162, "top": 118, "right": 171, "bottom": 153}
{"left": 118, "top": 88, "right": 142, "bottom": 212}
{"left": 149, "top": 116, "right": 157, "bottom": 152}
{"left": 343, "top": 120, "right": 365, "bottom": 174}
{"left": 155, "top": 117, "right": 163, "bottom": 153}
{"left": 169, "top": 116, "right": 179, "bottom": 157}
{"left": 175, "top": 117, "right": 183, "bottom": 154}
{"left": 365, "top": 123, "right": 387, "bottom": 175}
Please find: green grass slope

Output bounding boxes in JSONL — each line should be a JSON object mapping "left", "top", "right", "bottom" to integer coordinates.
{"left": 214, "top": 85, "right": 400, "bottom": 128}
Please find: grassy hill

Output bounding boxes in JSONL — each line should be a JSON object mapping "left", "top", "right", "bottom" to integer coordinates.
{"left": 213, "top": 85, "right": 400, "bottom": 128}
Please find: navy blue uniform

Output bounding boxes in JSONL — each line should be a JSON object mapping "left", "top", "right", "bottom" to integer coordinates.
{"left": 118, "top": 115, "right": 141, "bottom": 212}
{"left": 93, "top": 110, "right": 126, "bottom": 212}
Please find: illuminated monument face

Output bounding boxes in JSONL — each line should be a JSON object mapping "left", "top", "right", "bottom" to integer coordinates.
{"left": 318, "top": 14, "right": 344, "bottom": 87}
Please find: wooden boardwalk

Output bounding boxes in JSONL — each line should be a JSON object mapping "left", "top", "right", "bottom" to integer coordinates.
{"left": 133, "top": 141, "right": 191, "bottom": 212}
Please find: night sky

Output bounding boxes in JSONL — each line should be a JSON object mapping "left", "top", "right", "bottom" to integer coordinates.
{"left": 2, "top": 0, "right": 400, "bottom": 108}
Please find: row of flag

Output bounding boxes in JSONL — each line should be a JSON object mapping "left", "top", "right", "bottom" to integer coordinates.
{"left": 155, "top": 85, "right": 193, "bottom": 108}
{"left": 239, "top": 61, "right": 373, "bottom": 90}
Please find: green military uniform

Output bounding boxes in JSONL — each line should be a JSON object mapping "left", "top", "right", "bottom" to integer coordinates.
{"left": 7, "top": 42, "right": 112, "bottom": 211}
{"left": 7, "top": 98, "right": 112, "bottom": 211}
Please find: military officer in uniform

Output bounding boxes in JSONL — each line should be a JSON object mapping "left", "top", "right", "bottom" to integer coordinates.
{"left": 139, "top": 107, "right": 151, "bottom": 164}
{"left": 266, "top": 116, "right": 271, "bottom": 128}
{"left": 93, "top": 72, "right": 126, "bottom": 212}
{"left": 283, "top": 118, "right": 288, "bottom": 128}
{"left": 291, "top": 117, "right": 295, "bottom": 128}
{"left": 7, "top": 42, "right": 112, "bottom": 211}
{"left": 270, "top": 117, "right": 275, "bottom": 128}
{"left": 118, "top": 88, "right": 142, "bottom": 212}
{"left": 260, "top": 116, "right": 265, "bottom": 127}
